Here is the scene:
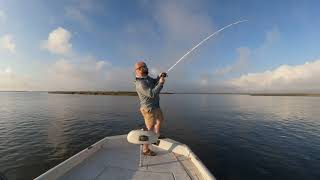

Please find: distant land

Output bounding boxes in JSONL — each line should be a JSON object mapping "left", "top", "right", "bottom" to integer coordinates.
{"left": 47, "top": 91, "right": 320, "bottom": 97}
{"left": 174, "top": 92, "right": 320, "bottom": 96}
{"left": 249, "top": 93, "right": 320, "bottom": 97}
{"left": 48, "top": 91, "right": 173, "bottom": 96}
{"left": 178, "top": 92, "right": 320, "bottom": 96}
{"left": 1, "top": 91, "right": 319, "bottom": 97}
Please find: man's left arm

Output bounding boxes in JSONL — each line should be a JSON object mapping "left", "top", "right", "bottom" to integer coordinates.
{"left": 151, "top": 76, "right": 160, "bottom": 84}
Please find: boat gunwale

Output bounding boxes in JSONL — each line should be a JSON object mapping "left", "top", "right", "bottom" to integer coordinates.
{"left": 34, "top": 135, "right": 121, "bottom": 180}
{"left": 156, "top": 138, "right": 215, "bottom": 180}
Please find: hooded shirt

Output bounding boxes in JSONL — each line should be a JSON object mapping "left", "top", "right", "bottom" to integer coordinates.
{"left": 134, "top": 75, "right": 163, "bottom": 112}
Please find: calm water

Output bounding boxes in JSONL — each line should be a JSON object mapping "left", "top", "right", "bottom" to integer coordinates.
{"left": 0, "top": 92, "right": 320, "bottom": 180}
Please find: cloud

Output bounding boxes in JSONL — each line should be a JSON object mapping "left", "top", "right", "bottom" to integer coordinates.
{"left": 0, "top": 67, "right": 35, "bottom": 91}
{"left": 265, "top": 27, "right": 280, "bottom": 44}
{"left": 45, "top": 57, "right": 134, "bottom": 91}
{"left": 121, "top": 0, "right": 215, "bottom": 67}
{"left": 214, "top": 47, "right": 251, "bottom": 76}
{"left": 42, "top": 27, "right": 72, "bottom": 55}
{"left": 228, "top": 60, "right": 320, "bottom": 92}
{"left": 47, "top": 58, "right": 105, "bottom": 90}
{"left": 4, "top": 67, "right": 12, "bottom": 74}
{"left": 0, "top": 10, "right": 6, "bottom": 24}
{"left": 197, "top": 27, "right": 320, "bottom": 93}
{"left": 0, "top": 56, "right": 132, "bottom": 91}
{"left": 153, "top": 0, "right": 214, "bottom": 42}
{"left": 96, "top": 60, "right": 106, "bottom": 70}
{"left": 4, "top": 57, "right": 320, "bottom": 93}
{"left": 0, "top": 34, "right": 16, "bottom": 53}
{"left": 123, "top": 0, "right": 217, "bottom": 74}
{"left": 213, "top": 27, "right": 280, "bottom": 76}
{"left": 64, "top": 0, "right": 104, "bottom": 30}
{"left": 65, "top": 6, "right": 90, "bottom": 28}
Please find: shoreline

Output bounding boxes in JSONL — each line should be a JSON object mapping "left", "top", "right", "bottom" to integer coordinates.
{"left": 249, "top": 93, "right": 320, "bottom": 97}
{"left": 48, "top": 91, "right": 174, "bottom": 96}
{"left": 1, "top": 91, "right": 320, "bottom": 97}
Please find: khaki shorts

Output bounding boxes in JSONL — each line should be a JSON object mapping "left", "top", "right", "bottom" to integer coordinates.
{"left": 140, "top": 107, "right": 163, "bottom": 129}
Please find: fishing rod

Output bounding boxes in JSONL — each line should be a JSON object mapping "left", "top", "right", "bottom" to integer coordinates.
{"left": 160, "top": 20, "right": 248, "bottom": 77}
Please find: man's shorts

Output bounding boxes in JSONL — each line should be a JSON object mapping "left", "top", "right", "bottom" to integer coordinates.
{"left": 140, "top": 107, "right": 163, "bottom": 129}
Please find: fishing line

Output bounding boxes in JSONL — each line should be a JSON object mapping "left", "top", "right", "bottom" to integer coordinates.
{"left": 166, "top": 20, "right": 248, "bottom": 73}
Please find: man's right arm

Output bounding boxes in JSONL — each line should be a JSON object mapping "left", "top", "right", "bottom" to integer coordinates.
{"left": 136, "top": 80, "right": 163, "bottom": 98}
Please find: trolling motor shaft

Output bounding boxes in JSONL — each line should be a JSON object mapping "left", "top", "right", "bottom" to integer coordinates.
{"left": 127, "top": 129, "right": 159, "bottom": 167}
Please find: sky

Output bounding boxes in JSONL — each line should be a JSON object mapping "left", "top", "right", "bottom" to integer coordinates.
{"left": 0, "top": 0, "right": 320, "bottom": 92}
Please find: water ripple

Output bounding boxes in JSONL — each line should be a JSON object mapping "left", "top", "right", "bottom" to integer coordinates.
{"left": 0, "top": 93, "right": 319, "bottom": 180}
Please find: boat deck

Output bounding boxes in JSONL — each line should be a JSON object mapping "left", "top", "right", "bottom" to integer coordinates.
{"left": 60, "top": 136, "right": 202, "bottom": 180}
{"left": 35, "top": 135, "right": 215, "bottom": 180}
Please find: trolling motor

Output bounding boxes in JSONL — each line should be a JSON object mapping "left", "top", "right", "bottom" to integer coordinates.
{"left": 127, "top": 129, "right": 159, "bottom": 167}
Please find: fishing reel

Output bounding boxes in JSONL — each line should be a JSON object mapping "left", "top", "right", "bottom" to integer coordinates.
{"left": 160, "top": 72, "right": 167, "bottom": 77}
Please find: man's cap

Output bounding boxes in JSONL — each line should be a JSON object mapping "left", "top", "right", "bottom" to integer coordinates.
{"left": 135, "top": 61, "right": 147, "bottom": 70}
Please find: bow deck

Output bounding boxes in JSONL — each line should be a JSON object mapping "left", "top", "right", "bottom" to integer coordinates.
{"left": 35, "top": 135, "right": 215, "bottom": 180}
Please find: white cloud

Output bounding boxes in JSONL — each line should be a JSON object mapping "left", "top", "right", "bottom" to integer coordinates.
{"left": 0, "top": 10, "right": 6, "bottom": 24}
{"left": 213, "top": 27, "right": 280, "bottom": 77}
{"left": 228, "top": 60, "right": 320, "bottom": 92}
{"left": 4, "top": 67, "right": 12, "bottom": 74}
{"left": 42, "top": 27, "right": 72, "bottom": 55}
{"left": 122, "top": 0, "right": 214, "bottom": 67}
{"left": 64, "top": 0, "right": 104, "bottom": 29}
{"left": 52, "top": 59, "right": 74, "bottom": 74}
{"left": 47, "top": 59, "right": 101, "bottom": 90}
{"left": 154, "top": 0, "right": 214, "bottom": 42}
{"left": 65, "top": 6, "right": 90, "bottom": 28}
{"left": 45, "top": 58, "right": 133, "bottom": 91}
{"left": 4, "top": 58, "right": 320, "bottom": 92}
{"left": 124, "top": 0, "right": 217, "bottom": 73}
{"left": 0, "top": 34, "right": 16, "bottom": 53}
{"left": 215, "top": 47, "right": 251, "bottom": 76}
{"left": 96, "top": 60, "right": 111, "bottom": 70}
{"left": 0, "top": 67, "right": 35, "bottom": 91}
{"left": 0, "top": 57, "right": 126, "bottom": 91}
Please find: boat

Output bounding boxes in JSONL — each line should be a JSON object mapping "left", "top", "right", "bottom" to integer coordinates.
{"left": 35, "top": 130, "right": 215, "bottom": 180}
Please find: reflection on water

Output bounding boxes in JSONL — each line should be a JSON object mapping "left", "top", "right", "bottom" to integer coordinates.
{"left": 0, "top": 92, "right": 319, "bottom": 180}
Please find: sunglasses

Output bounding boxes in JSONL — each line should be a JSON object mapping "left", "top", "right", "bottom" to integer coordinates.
{"left": 136, "top": 65, "right": 147, "bottom": 70}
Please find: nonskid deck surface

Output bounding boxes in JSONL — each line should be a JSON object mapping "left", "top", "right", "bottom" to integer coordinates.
{"left": 58, "top": 136, "right": 204, "bottom": 180}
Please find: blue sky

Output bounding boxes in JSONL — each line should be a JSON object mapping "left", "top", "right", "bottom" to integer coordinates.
{"left": 0, "top": 0, "right": 320, "bottom": 92}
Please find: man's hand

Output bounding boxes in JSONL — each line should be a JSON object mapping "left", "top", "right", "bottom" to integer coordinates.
{"left": 158, "top": 72, "right": 167, "bottom": 78}
{"left": 159, "top": 76, "right": 165, "bottom": 84}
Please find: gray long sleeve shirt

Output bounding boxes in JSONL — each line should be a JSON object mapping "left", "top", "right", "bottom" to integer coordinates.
{"left": 135, "top": 75, "right": 163, "bottom": 112}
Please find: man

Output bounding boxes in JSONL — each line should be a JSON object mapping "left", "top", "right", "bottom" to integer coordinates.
{"left": 134, "top": 61, "right": 166, "bottom": 156}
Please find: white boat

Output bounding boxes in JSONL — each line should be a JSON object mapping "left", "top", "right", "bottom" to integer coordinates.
{"left": 35, "top": 132, "right": 215, "bottom": 180}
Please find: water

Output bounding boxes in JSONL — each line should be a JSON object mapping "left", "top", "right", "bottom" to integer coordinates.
{"left": 0, "top": 92, "right": 320, "bottom": 180}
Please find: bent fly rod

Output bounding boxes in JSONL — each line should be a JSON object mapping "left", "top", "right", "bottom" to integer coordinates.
{"left": 160, "top": 20, "right": 248, "bottom": 77}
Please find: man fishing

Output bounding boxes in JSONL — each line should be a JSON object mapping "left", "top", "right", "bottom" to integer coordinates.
{"left": 132, "top": 20, "right": 247, "bottom": 156}
{"left": 134, "top": 61, "right": 166, "bottom": 156}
